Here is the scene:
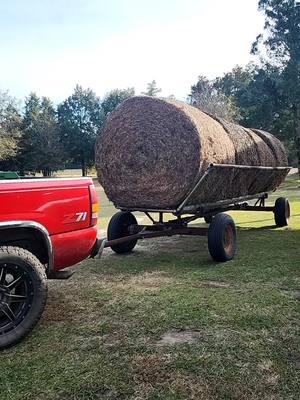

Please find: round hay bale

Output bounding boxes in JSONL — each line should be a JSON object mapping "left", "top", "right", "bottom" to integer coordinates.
{"left": 213, "top": 118, "right": 260, "bottom": 165}
{"left": 251, "top": 129, "right": 288, "bottom": 166}
{"left": 211, "top": 117, "right": 276, "bottom": 166}
{"left": 243, "top": 128, "right": 277, "bottom": 167}
{"left": 167, "top": 101, "right": 236, "bottom": 175}
{"left": 96, "top": 97, "right": 236, "bottom": 208}
{"left": 95, "top": 97, "right": 288, "bottom": 209}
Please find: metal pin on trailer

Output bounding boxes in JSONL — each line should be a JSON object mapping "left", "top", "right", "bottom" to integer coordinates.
{"left": 96, "top": 164, "right": 291, "bottom": 262}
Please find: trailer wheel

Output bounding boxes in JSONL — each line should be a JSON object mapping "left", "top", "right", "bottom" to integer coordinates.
{"left": 204, "top": 215, "right": 213, "bottom": 224}
{"left": 208, "top": 213, "right": 237, "bottom": 262}
{"left": 0, "top": 246, "right": 47, "bottom": 349}
{"left": 108, "top": 212, "right": 138, "bottom": 254}
{"left": 274, "top": 197, "right": 290, "bottom": 227}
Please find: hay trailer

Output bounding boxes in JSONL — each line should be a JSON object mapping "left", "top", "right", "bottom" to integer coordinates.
{"left": 100, "top": 164, "right": 291, "bottom": 262}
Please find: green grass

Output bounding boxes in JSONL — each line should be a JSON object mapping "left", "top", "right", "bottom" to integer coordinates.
{"left": 1, "top": 174, "right": 300, "bottom": 400}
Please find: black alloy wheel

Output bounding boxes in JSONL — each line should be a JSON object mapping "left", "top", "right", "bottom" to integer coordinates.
{"left": 0, "top": 247, "right": 47, "bottom": 349}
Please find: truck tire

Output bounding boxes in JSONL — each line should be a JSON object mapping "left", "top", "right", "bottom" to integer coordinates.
{"left": 274, "top": 197, "right": 290, "bottom": 227}
{"left": 0, "top": 246, "right": 47, "bottom": 349}
{"left": 108, "top": 212, "right": 138, "bottom": 254}
{"left": 207, "top": 213, "right": 237, "bottom": 262}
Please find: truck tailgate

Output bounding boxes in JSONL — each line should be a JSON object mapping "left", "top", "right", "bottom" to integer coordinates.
{"left": 0, "top": 178, "right": 94, "bottom": 235}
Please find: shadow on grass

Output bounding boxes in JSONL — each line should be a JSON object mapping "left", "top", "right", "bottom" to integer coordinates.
{"left": 90, "top": 229, "right": 298, "bottom": 282}
{"left": 238, "top": 224, "right": 278, "bottom": 230}
{"left": 234, "top": 213, "right": 300, "bottom": 226}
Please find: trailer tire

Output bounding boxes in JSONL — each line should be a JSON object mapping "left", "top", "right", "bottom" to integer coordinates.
{"left": 0, "top": 246, "right": 47, "bottom": 349}
{"left": 208, "top": 213, "right": 236, "bottom": 262}
{"left": 274, "top": 197, "right": 290, "bottom": 227}
{"left": 108, "top": 212, "right": 138, "bottom": 254}
{"left": 204, "top": 215, "right": 213, "bottom": 224}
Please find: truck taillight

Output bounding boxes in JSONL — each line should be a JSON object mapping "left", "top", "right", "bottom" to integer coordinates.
{"left": 89, "top": 184, "right": 99, "bottom": 226}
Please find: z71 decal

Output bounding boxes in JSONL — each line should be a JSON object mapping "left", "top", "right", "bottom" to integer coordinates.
{"left": 63, "top": 212, "right": 88, "bottom": 224}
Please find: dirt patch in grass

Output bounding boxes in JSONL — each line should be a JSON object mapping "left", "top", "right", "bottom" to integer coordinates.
{"left": 134, "top": 235, "right": 205, "bottom": 255}
{"left": 43, "top": 280, "right": 102, "bottom": 326}
{"left": 97, "top": 236, "right": 202, "bottom": 260}
{"left": 43, "top": 287, "right": 81, "bottom": 324}
{"left": 89, "top": 271, "right": 177, "bottom": 293}
{"left": 166, "top": 372, "right": 211, "bottom": 400}
{"left": 131, "top": 369, "right": 212, "bottom": 400}
{"left": 130, "top": 353, "right": 172, "bottom": 389}
{"left": 116, "top": 271, "right": 176, "bottom": 292}
{"left": 130, "top": 353, "right": 254, "bottom": 400}
{"left": 192, "top": 280, "right": 232, "bottom": 289}
{"left": 157, "top": 329, "right": 201, "bottom": 346}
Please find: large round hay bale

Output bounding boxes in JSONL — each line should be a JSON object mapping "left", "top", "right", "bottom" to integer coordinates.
{"left": 243, "top": 128, "right": 277, "bottom": 167}
{"left": 96, "top": 97, "right": 236, "bottom": 208}
{"left": 95, "top": 97, "right": 287, "bottom": 209}
{"left": 211, "top": 117, "right": 276, "bottom": 166}
{"left": 211, "top": 116, "right": 259, "bottom": 165}
{"left": 251, "top": 129, "right": 288, "bottom": 166}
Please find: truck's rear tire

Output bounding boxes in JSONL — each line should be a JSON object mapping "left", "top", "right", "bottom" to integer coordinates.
{"left": 274, "top": 197, "right": 290, "bottom": 227}
{"left": 0, "top": 246, "right": 47, "bottom": 349}
{"left": 107, "top": 212, "right": 138, "bottom": 254}
{"left": 207, "top": 213, "right": 237, "bottom": 262}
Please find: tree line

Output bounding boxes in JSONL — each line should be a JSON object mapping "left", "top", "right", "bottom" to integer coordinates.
{"left": 0, "top": 86, "right": 132, "bottom": 176}
{"left": 0, "top": 81, "right": 163, "bottom": 176}
{"left": 0, "top": 0, "right": 299, "bottom": 175}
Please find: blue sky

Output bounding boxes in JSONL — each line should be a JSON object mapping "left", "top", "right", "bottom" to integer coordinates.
{"left": 0, "top": 0, "right": 264, "bottom": 102}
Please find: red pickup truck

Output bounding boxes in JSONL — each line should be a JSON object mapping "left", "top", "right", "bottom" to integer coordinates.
{"left": 0, "top": 177, "right": 100, "bottom": 349}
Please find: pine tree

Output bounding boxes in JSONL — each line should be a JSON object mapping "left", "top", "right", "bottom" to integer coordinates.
{"left": 58, "top": 85, "right": 104, "bottom": 176}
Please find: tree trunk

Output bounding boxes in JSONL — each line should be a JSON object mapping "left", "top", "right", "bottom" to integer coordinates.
{"left": 81, "top": 159, "right": 87, "bottom": 177}
{"left": 42, "top": 168, "right": 52, "bottom": 177}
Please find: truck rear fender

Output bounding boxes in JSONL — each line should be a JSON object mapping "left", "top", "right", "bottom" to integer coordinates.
{"left": 0, "top": 221, "right": 53, "bottom": 274}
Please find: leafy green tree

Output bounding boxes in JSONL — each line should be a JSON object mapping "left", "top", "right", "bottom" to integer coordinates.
{"left": 214, "top": 64, "right": 286, "bottom": 132}
{"left": 214, "top": 65, "right": 254, "bottom": 107}
{"left": 101, "top": 88, "right": 135, "bottom": 117}
{"left": 18, "top": 93, "right": 65, "bottom": 176}
{"left": 142, "top": 80, "right": 161, "bottom": 97}
{"left": 189, "top": 76, "right": 240, "bottom": 122}
{"left": 0, "top": 91, "right": 21, "bottom": 163}
{"left": 57, "top": 85, "right": 104, "bottom": 176}
{"left": 252, "top": 0, "right": 300, "bottom": 170}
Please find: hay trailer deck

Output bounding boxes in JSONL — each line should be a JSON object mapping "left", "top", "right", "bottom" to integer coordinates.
{"left": 100, "top": 164, "right": 291, "bottom": 262}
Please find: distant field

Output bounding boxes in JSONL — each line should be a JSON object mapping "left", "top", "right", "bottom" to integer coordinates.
{"left": 55, "top": 169, "right": 97, "bottom": 177}
{"left": 1, "top": 174, "right": 299, "bottom": 400}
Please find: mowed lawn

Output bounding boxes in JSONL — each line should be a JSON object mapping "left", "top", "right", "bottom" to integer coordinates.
{"left": 1, "top": 174, "right": 299, "bottom": 400}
